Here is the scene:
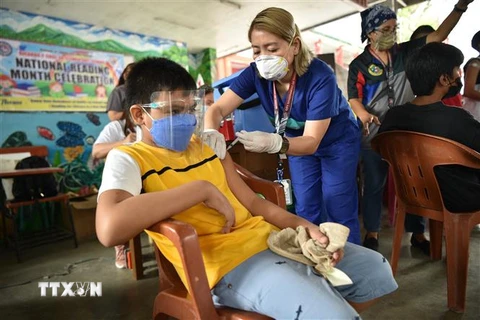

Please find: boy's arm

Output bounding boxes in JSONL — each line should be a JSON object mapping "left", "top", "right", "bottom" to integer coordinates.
{"left": 221, "top": 154, "right": 328, "bottom": 245}
{"left": 96, "top": 181, "right": 230, "bottom": 247}
{"left": 221, "top": 154, "right": 347, "bottom": 264}
{"left": 96, "top": 151, "right": 234, "bottom": 247}
{"left": 107, "top": 110, "right": 123, "bottom": 121}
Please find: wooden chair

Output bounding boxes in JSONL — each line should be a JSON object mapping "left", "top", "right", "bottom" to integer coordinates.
{"left": 0, "top": 146, "right": 78, "bottom": 262}
{"left": 371, "top": 131, "right": 480, "bottom": 313}
{"left": 128, "top": 233, "right": 144, "bottom": 280}
{"left": 148, "top": 164, "right": 284, "bottom": 320}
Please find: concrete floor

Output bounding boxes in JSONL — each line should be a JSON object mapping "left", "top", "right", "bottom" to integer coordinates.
{"left": 0, "top": 217, "right": 479, "bottom": 320}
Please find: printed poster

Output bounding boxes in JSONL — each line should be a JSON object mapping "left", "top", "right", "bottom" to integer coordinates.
{"left": 0, "top": 38, "right": 133, "bottom": 111}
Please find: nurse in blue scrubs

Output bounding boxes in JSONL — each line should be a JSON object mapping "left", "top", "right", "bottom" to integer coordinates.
{"left": 203, "top": 7, "right": 362, "bottom": 244}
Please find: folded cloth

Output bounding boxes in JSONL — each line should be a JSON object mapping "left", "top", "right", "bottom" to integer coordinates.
{"left": 267, "top": 222, "right": 352, "bottom": 286}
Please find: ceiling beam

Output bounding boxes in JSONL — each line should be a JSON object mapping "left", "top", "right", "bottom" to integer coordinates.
{"left": 219, "top": 0, "right": 241, "bottom": 10}
{"left": 349, "top": 0, "right": 368, "bottom": 7}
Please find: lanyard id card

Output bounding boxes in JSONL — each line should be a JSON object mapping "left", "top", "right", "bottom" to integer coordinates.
{"left": 273, "top": 72, "right": 298, "bottom": 136}
{"left": 274, "top": 178, "right": 293, "bottom": 206}
{"left": 273, "top": 72, "right": 297, "bottom": 186}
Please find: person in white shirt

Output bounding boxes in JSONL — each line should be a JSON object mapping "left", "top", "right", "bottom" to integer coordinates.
{"left": 93, "top": 113, "right": 138, "bottom": 160}
{"left": 93, "top": 111, "right": 138, "bottom": 268}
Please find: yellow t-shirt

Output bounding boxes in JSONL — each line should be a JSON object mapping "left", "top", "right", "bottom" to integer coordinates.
{"left": 117, "top": 138, "right": 276, "bottom": 288}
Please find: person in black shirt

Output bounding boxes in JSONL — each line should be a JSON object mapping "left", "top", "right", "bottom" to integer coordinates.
{"left": 379, "top": 43, "right": 480, "bottom": 236}
{"left": 348, "top": 0, "right": 476, "bottom": 252}
{"left": 107, "top": 63, "right": 136, "bottom": 121}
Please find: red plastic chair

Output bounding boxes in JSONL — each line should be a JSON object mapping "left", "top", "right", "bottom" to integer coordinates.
{"left": 148, "top": 164, "right": 283, "bottom": 319}
{"left": 372, "top": 131, "right": 480, "bottom": 313}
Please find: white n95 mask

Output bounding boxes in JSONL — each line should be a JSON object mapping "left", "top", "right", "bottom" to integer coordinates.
{"left": 255, "top": 55, "right": 289, "bottom": 81}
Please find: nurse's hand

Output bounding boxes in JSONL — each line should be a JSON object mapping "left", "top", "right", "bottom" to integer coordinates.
{"left": 202, "top": 129, "right": 226, "bottom": 159}
{"left": 235, "top": 130, "right": 283, "bottom": 154}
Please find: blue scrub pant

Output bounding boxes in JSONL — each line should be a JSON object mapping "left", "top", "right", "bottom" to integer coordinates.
{"left": 288, "top": 137, "right": 361, "bottom": 244}
{"left": 361, "top": 149, "right": 425, "bottom": 234}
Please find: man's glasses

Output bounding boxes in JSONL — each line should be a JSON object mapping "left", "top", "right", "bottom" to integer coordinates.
{"left": 142, "top": 100, "right": 202, "bottom": 117}
{"left": 143, "top": 99, "right": 199, "bottom": 110}
{"left": 375, "top": 25, "right": 399, "bottom": 34}
{"left": 140, "top": 90, "right": 205, "bottom": 119}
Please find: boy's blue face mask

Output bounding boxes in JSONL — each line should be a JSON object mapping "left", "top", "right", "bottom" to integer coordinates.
{"left": 141, "top": 90, "right": 205, "bottom": 152}
{"left": 145, "top": 112, "right": 197, "bottom": 152}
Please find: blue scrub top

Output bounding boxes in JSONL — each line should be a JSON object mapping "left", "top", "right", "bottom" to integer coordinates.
{"left": 229, "top": 58, "right": 359, "bottom": 150}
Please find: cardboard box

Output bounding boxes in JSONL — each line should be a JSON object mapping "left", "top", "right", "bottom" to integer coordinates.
{"left": 65, "top": 195, "right": 97, "bottom": 243}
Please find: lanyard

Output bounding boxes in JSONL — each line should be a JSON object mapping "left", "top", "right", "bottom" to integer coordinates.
{"left": 273, "top": 72, "right": 297, "bottom": 180}
{"left": 273, "top": 72, "right": 298, "bottom": 136}
{"left": 369, "top": 48, "right": 395, "bottom": 108}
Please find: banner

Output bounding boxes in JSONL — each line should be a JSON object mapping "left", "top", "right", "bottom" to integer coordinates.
{"left": 0, "top": 38, "right": 132, "bottom": 111}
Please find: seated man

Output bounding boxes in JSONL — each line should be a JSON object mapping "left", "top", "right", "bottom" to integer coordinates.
{"left": 379, "top": 42, "right": 480, "bottom": 213}
{"left": 96, "top": 57, "right": 397, "bottom": 319}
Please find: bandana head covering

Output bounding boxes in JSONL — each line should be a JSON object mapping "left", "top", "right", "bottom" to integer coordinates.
{"left": 361, "top": 4, "right": 397, "bottom": 43}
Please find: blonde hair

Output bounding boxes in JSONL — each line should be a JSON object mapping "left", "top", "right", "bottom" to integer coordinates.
{"left": 248, "top": 7, "right": 314, "bottom": 76}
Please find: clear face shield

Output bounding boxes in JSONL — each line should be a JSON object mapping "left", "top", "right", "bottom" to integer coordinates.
{"left": 141, "top": 89, "right": 205, "bottom": 152}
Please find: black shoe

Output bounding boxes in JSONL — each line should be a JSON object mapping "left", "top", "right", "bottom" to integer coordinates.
{"left": 363, "top": 235, "right": 379, "bottom": 251}
{"left": 410, "top": 235, "right": 430, "bottom": 256}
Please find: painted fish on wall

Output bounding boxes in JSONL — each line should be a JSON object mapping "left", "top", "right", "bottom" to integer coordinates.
{"left": 1, "top": 131, "right": 32, "bottom": 147}
{"left": 86, "top": 112, "right": 101, "bottom": 126}
{"left": 37, "top": 126, "right": 55, "bottom": 141}
{"left": 56, "top": 121, "right": 86, "bottom": 162}
{"left": 56, "top": 121, "right": 86, "bottom": 148}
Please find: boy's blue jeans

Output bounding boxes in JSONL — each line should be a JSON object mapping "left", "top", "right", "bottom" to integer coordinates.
{"left": 212, "top": 244, "right": 398, "bottom": 319}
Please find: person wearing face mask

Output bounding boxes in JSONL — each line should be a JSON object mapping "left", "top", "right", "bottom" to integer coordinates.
{"left": 347, "top": 1, "right": 475, "bottom": 251}
{"left": 410, "top": 25, "right": 463, "bottom": 108}
{"left": 92, "top": 108, "right": 139, "bottom": 268}
{"left": 378, "top": 42, "right": 480, "bottom": 214}
{"left": 203, "top": 7, "right": 363, "bottom": 245}
{"left": 96, "top": 56, "right": 398, "bottom": 320}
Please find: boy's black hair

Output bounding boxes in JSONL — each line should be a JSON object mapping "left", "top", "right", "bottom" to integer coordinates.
{"left": 198, "top": 84, "right": 214, "bottom": 95}
{"left": 472, "top": 30, "right": 480, "bottom": 52}
{"left": 410, "top": 25, "right": 435, "bottom": 41}
{"left": 405, "top": 42, "right": 463, "bottom": 97}
{"left": 125, "top": 57, "right": 196, "bottom": 107}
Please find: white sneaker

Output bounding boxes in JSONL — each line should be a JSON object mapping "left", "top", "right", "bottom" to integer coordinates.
{"left": 115, "top": 245, "right": 127, "bottom": 269}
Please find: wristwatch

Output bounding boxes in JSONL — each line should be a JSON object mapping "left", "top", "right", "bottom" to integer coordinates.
{"left": 279, "top": 136, "right": 290, "bottom": 154}
{"left": 453, "top": 4, "right": 467, "bottom": 13}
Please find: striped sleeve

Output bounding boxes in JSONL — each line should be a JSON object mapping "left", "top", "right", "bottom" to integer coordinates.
{"left": 347, "top": 60, "right": 365, "bottom": 100}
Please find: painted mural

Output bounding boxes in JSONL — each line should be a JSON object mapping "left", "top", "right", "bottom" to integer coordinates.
{"left": 0, "top": 8, "right": 189, "bottom": 193}
{"left": 1, "top": 112, "right": 107, "bottom": 194}
{"left": 189, "top": 48, "right": 217, "bottom": 86}
{"left": 0, "top": 8, "right": 188, "bottom": 65}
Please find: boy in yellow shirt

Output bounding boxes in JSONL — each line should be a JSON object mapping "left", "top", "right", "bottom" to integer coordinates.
{"left": 96, "top": 57, "right": 397, "bottom": 319}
